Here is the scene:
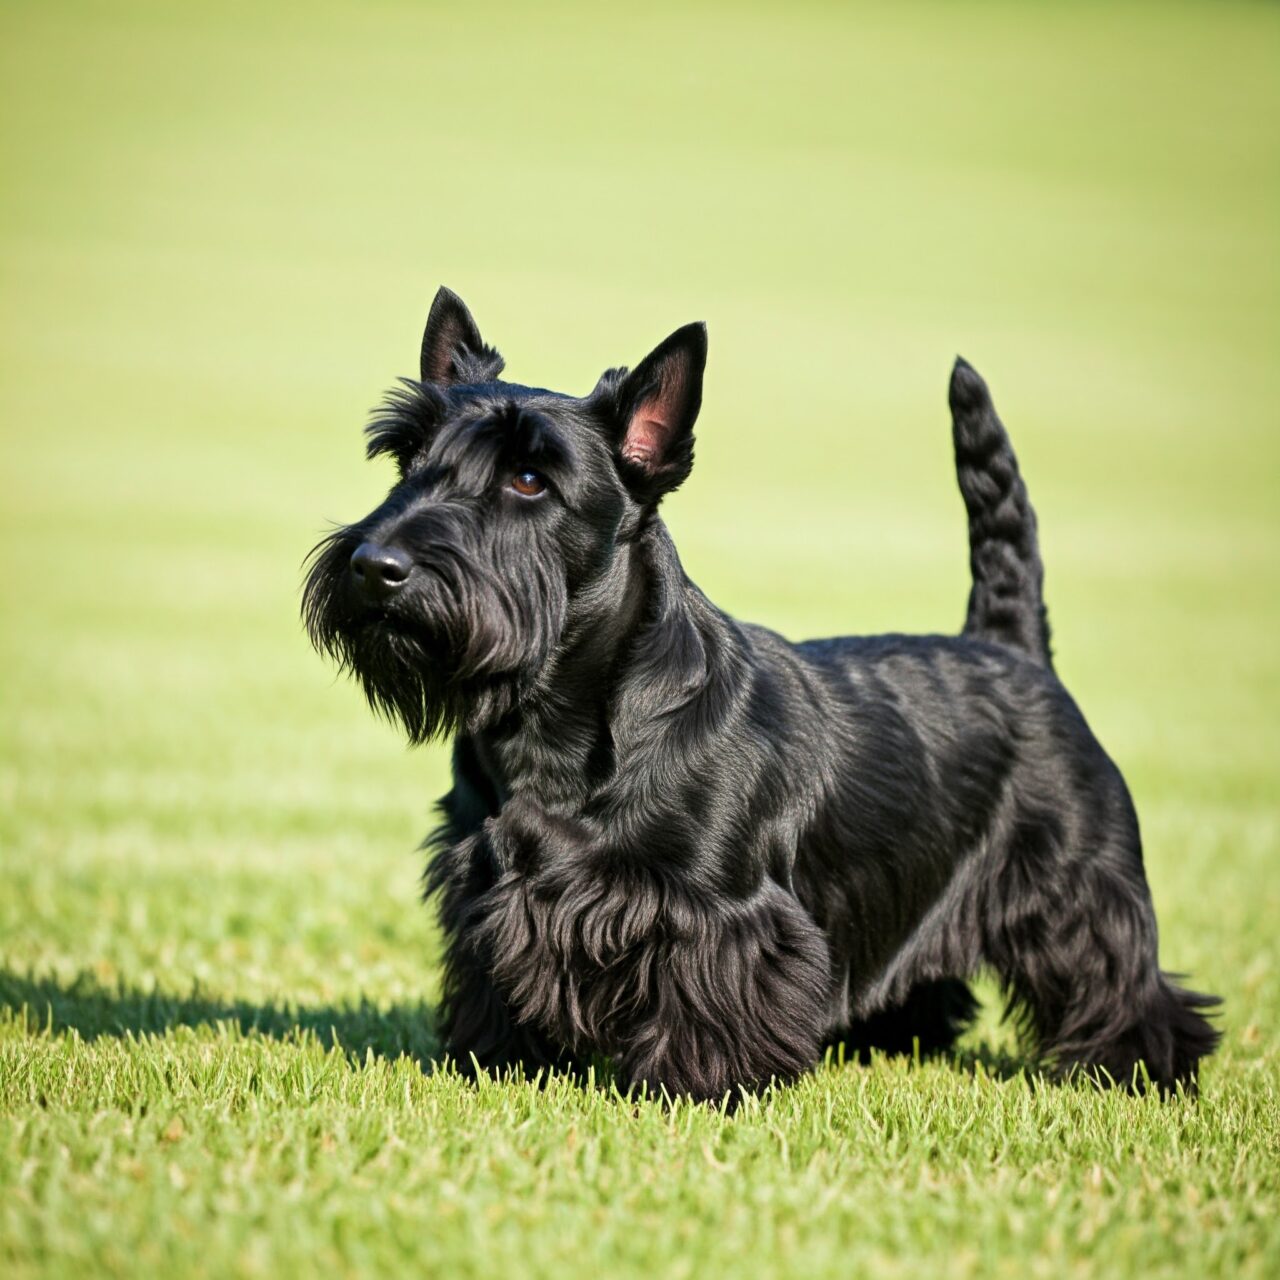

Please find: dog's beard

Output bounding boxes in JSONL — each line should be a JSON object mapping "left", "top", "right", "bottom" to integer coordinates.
{"left": 302, "top": 530, "right": 567, "bottom": 743}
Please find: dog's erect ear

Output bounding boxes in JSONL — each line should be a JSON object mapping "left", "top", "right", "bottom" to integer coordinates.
{"left": 614, "top": 322, "right": 707, "bottom": 501}
{"left": 419, "top": 286, "right": 504, "bottom": 384}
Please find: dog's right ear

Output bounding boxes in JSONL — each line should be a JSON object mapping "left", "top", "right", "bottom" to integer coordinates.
{"left": 419, "top": 287, "right": 504, "bottom": 385}
{"left": 610, "top": 322, "right": 708, "bottom": 504}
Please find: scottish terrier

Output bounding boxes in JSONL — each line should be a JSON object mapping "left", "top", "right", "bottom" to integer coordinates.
{"left": 303, "top": 287, "right": 1220, "bottom": 1101}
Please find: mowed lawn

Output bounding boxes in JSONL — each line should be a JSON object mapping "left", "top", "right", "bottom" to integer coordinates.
{"left": 1, "top": 2, "right": 1277, "bottom": 1277}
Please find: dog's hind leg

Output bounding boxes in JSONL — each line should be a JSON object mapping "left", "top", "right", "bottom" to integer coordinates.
{"left": 983, "top": 827, "right": 1220, "bottom": 1093}
{"left": 833, "top": 977, "right": 978, "bottom": 1063}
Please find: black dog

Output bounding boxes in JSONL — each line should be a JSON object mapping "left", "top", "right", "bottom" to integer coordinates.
{"left": 303, "top": 287, "right": 1220, "bottom": 1101}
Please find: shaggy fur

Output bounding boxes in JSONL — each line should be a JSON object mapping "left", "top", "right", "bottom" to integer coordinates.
{"left": 303, "top": 287, "right": 1220, "bottom": 1102}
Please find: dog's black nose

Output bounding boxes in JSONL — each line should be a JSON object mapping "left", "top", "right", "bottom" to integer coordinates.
{"left": 350, "top": 542, "right": 412, "bottom": 599}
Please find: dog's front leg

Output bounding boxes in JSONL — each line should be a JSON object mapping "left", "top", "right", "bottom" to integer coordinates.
{"left": 612, "top": 882, "right": 833, "bottom": 1104}
{"left": 428, "top": 823, "right": 581, "bottom": 1080}
{"left": 469, "top": 803, "right": 635, "bottom": 1060}
{"left": 473, "top": 803, "right": 833, "bottom": 1102}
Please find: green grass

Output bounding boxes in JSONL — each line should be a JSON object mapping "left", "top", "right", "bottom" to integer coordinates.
{"left": 1, "top": 1, "right": 1278, "bottom": 1276}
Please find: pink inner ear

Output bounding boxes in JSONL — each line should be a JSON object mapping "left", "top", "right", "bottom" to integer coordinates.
{"left": 621, "top": 415, "right": 666, "bottom": 466}
{"left": 623, "top": 367, "right": 679, "bottom": 468}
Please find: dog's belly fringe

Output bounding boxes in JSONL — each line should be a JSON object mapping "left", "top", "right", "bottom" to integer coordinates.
{"left": 849, "top": 846, "right": 988, "bottom": 1020}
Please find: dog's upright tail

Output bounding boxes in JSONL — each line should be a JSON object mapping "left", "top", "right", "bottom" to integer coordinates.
{"left": 949, "top": 357, "right": 1053, "bottom": 669}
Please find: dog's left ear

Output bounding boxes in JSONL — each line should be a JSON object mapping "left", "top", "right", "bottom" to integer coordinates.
{"left": 420, "top": 286, "right": 504, "bottom": 384}
{"left": 614, "top": 322, "right": 707, "bottom": 502}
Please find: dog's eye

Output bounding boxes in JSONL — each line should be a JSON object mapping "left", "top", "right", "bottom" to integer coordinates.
{"left": 510, "top": 469, "right": 546, "bottom": 498}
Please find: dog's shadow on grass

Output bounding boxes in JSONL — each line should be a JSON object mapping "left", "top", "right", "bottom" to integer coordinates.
{"left": 0, "top": 968, "right": 441, "bottom": 1066}
{"left": 2, "top": 967, "right": 1037, "bottom": 1089}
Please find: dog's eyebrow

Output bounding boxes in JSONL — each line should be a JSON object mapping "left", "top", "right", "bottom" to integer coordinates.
{"left": 461, "top": 405, "right": 573, "bottom": 469}
{"left": 504, "top": 407, "right": 572, "bottom": 468}
{"left": 432, "top": 404, "right": 575, "bottom": 494}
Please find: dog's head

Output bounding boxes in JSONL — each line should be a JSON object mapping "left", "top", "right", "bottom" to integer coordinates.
{"left": 302, "top": 286, "right": 707, "bottom": 741}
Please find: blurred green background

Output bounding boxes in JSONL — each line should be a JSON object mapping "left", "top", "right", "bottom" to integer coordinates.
{"left": 1, "top": 2, "right": 1277, "bottom": 1277}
